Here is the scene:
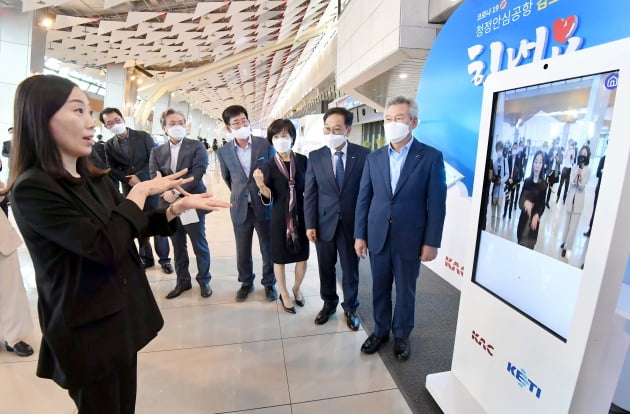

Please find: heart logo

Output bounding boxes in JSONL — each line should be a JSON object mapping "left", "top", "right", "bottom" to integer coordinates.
{"left": 552, "top": 15, "right": 578, "bottom": 44}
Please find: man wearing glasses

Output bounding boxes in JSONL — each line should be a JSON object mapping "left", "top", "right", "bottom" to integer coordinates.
{"left": 217, "top": 105, "right": 276, "bottom": 302}
{"left": 100, "top": 107, "right": 173, "bottom": 274}
{"left": 304, "top": 107, "right": 369, "bottom": 331}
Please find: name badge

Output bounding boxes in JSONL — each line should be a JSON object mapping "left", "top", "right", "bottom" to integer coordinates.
{"left": 179, "top": 208, "right": 199, "bottom": 225}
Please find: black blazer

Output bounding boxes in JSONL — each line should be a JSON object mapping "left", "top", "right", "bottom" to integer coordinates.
{"left": 104, "top": 128, "right": 156, "bottom": 191}
{"left": 304, "top": 143, "right": 370, "bottom": 242}
{"left": 11, "top": 167, "right": 172, "bottom": 388}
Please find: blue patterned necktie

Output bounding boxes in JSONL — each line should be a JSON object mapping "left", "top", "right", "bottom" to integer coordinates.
{"left": 335, "top": 151, "right": 344, "bottom": 191}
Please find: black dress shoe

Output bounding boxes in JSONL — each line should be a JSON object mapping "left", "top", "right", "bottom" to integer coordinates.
{"left": 394, "top": 338, "right": 410, "bottom": 361}
{"left": 314, "top": 306, "right": 336, "bottom": 325}
{"left": 5, "top": 341, "right": 34, "bottom": 357}
{"left": 265, "top": 286, "right": 278, "bottom": 301}
{"left": 165, "top": 282, "right": 192, "bottom": 299}
{"left": 278, "top": 294, "right": 296, "bottom": 314}
{"left": 293, "top": 289, "right": 305, "bottom": 307}
{"left": 361, "top": 334, "right": 389, "bottom": 354}
{"left": 200, "top": 283, "right": 213, "bottom": 298}
{"left": 345, "top": 311, "right": 360, "bottom": 331}
{"left": 161, "top": 263, "right": 174, "bottom": 274}
{"left": 143, "top": 261, "right": 155, "bottom": 269}
{"left": 236, "top": 284, "right": 254, "bottom": 302}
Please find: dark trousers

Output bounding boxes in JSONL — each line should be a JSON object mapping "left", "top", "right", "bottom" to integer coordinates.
{"left": 139, "top": 194, "right": 170, "bottom": 265}
{"left": 369, "top": 238, "right": 421, "bottom": 339}
{"left": 557, "top": 167, "right": 572, "bottom": 202}
{"left": 68, "top": 355, "right": 137, "bottom": 414}
{"left": 171, "top": 214, "right": 211, "bottom": 285}
{"left": 233, "top": 206, "right": 274, "bottom": 287}
{"left": 315, "top": 220, "right": 359, "bottom": 313}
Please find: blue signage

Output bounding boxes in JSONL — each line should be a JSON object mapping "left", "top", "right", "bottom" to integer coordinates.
{"left": 507, "top": 361, "right": 542, "bottom": 399}
{"left": 416, "top": 0, "right": 630, "bottom": 194}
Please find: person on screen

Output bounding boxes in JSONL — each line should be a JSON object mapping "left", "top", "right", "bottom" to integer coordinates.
{"left": 557, "top": 140, "right": 577, "bottom": 204}
{"left": 583, "top": 155, "right": 605, "bottom": 238}
{"left": 545, "top": 147, "right": 562, "bottom": 209}
{"left": 503, "top": 142, "right": 523, "bottom": 219}
{"left": 490, "top": 141, "right": 508, "bottom": 230}
{"left": 516, "top": 151, "right": 547, "bottom": 249}
{"left": 560, "top": 145, "right": 591, "bottom": 258}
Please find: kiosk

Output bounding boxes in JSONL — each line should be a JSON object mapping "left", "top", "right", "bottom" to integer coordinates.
{"left": 426, "top": 38, "right": 630, "bottom": 413}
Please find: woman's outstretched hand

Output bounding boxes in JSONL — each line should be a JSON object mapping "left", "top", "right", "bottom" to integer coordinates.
{"left": 174, "top": 192, "right": 231, "bottom": 212}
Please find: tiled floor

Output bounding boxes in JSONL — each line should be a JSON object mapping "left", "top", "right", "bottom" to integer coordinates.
{"left": 0, "top": 162, "right": 411, "bottom": 414}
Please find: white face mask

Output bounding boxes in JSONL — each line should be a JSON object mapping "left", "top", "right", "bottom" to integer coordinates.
{"left": 231, "top": 126, "right": 251, "bottom": 140}
{"left": 384, "top": 121, "right": 411, "bottom": 144}
{"left": 273, "top": 138, "right": 292, "bottom": 153}
{"left": 325, "top": 134, "right": 347, "bottom": 150}
{"left": 110, "top": 123, "right": 126, "bottom": 135}
{"left": 167, "top": 126, "right": 186, "bottom": 141}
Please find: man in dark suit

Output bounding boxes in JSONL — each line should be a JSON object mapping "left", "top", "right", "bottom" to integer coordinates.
{"left": 150, "top": 108, "right": 212, "bottom": 299}
{"left": 100, "top": 107, "right": 173, "bottom": 274}
{"left": 354, "top": 96, "right": 446, "bottom": 361}
{"left": 304, "top": 107, "right": 369, "bottom": 331}
{"left": 217, "top": 105, "right": 276, "bottom": 302}
{"left": 2, "top": 127, "right": 12, "bottom": 158}
{"left": 504, "top": 142, "right": 524, "bottom": 219}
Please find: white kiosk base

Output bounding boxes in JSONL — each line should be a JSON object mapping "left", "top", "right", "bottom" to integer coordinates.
{"left": 426, "top": 372, "right": 484, "bottom": 414}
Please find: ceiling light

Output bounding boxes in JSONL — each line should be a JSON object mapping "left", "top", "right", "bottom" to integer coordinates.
{"left": 399, "top": 73, "right": 408, "bottom": 79}
{"left": 40, "top": 17, "right": 54, "bottom": 29}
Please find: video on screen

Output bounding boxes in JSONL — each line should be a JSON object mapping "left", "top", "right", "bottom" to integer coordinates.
{"left": 473, "top": 70, "right": 618, "bottom": 340}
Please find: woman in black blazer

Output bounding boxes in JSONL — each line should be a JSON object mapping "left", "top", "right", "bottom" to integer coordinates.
{"left": 2, "top": 74, "right": 229, "bottom": 413}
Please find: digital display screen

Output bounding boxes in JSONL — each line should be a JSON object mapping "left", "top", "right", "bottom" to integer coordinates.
{"left": 473, "top": 70, "right": 618, "bottom": 340}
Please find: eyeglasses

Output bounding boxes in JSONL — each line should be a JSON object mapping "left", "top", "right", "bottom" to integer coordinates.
{"left": 323, "top": 127, "right": 346, "bottom": 135}
{"left": 229, "top": 118, "right": 249, "bottom": 128}
{"left": 167, "top": 120, "right": 185, "bottom": 127}
{"left": 105, "top": 118, "right": 123, "bottom": 128}
{"left": 384, "top": 115, "right": 410, "bottom": 123}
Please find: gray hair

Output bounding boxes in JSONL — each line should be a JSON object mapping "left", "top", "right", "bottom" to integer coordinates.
{"left": 160, "top": 108, "right": 187, "bottom": 127}
{"left": 385, "top": 96, "right": 418, "bottom": 120}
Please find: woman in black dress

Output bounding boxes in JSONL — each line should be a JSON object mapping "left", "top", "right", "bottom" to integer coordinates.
{"left": 517, "top": 150, "right": 548, "bottom": 249}
{"left": 253, "top": 119, "right": 308, "bottom": 314}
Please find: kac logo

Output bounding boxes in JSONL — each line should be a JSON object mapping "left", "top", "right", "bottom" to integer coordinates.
{"left": 507, "top": 362, "right": 542, "bottom": 399}
{"left": 445, "top": 256, "right": 464, "bottom": 276}
{"left": 605, "top": 73, "right": 619, "bottom": 90}
{"left": 472, "top": 330, "right": 494, "bottom": 356}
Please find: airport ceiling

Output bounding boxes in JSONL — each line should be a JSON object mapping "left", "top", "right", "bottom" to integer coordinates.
{"left": 13, "top": 0, "right": 339, "bottom": 122}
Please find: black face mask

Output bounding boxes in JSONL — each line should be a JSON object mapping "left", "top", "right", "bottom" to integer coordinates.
{"left": 577, "top": 155, "right": 589, "bottom": 167}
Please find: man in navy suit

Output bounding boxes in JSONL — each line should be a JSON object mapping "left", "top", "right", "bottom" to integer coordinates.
{"left": 354, "top": 96, "right": 446, "bottom": 361}
{"left": 101, "top": 107, "right": 173, "bottom": 274}
{"left": 304, "top": 107, "right": 369, "bottom": 331}
{"left": 149, "top": 109, "right": 212, "bottom": 299}
{"left": 217, "top": 105, "right": 276, "bottom": 302}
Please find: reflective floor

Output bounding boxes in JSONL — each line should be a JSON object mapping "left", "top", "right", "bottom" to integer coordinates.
{"left": 0, "top": 158, "right": 411, "bottom": 414}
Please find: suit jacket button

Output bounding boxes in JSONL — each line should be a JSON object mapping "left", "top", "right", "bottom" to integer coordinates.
{"left": 387, "top": 217, "right": 392, "bottom": 223}
{"left": 122, "top": 277, "right": 128, "bottom": 286}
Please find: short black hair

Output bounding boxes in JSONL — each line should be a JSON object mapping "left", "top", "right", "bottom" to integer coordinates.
{"left": 323, "top": 107, "right": 353, "bottom": 127}
{"left": 222, "top": 105, "right": 248, "bottom": 126}
{"left": 160, "top": 108, "right": 186, "bottom": 127}
{"left": 99, "top": 107, "right": 123, "bottom": 125}
{"left": 267, "top": 119, "right": 296, "bottom": 145}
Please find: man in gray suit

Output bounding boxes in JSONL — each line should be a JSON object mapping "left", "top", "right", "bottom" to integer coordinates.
{"left": 149, "top": 109, "right": 212, "bottom": 299}
{"left": 217, "top": 105, "right": 276, "bottom": 302}
{"left": 304, "top": 108, "right": 370, "bottom": 331}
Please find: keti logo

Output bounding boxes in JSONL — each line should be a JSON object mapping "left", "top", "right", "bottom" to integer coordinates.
{"left": 472, "top": 330, "right": 494, "bottom": 356}
{"left": 507, "top": 362, "right": 542, "bottom": 399}
{"left": 605, "top": 73, "right": 619, "bottom": 90}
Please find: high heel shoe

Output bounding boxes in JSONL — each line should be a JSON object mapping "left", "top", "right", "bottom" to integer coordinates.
{"left": 293, "top": 288, "right": 305, "bottom": 307}
{"left": 279, "top": 294, "right": 296, "bottom": 314}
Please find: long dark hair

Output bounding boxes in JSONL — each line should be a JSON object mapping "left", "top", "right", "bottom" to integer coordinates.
{"left": 2, "top": 74, "right": 105, "bottom": 195}
{"left": 529, "top": 150, "right": 545, "bottom": 181}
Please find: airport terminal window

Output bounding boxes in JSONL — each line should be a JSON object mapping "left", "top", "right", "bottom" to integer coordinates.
{"left": 362, "top": 121, "right": 384, "bottom": 151}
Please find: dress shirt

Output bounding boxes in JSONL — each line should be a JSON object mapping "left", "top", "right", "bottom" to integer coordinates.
{"left": 117, "top": 136, "right": 130, "bottom": 158}
{"left": 388, "top": 137, "right": 414, "bottom": 193}
{"left": 329, "top": 140, "right": 348, "bottom": 176}
{"left": 235, "top": 137, "right": 252, "bottom": 202}
{"left": 169, "top": 139, "right": 182, "bottom": 173}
